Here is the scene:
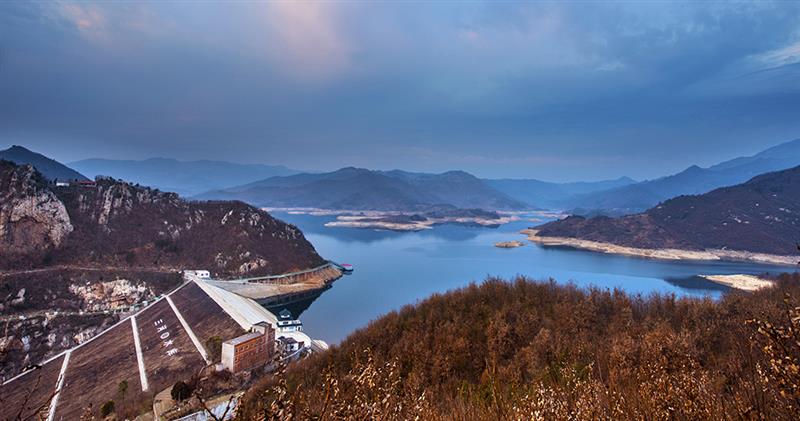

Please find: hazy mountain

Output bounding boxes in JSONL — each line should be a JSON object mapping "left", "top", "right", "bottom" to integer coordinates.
{"left": 0, "top": 160, "right": 324, "bottom": 275}
{"left": 69, "top": 157, "right": 299, "bottom": 197}
{"left": 563, "top": 138, "right": 800, "bottom": 214}
{"left": 536, "top": 165, "right": 800, "bottom": 255}
{"left": 0, "top": 145, "right": 88, "bottom": 182}
{"left": 196, "top": 167, "right": 527, "bottom": 211}
{"left": 382, "top": 170, "right": 531, "bottom": 210}
{"left": 485, "top": 176, "right": 637, "bottom": 208}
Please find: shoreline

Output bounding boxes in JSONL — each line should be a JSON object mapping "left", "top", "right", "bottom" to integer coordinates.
{"left": 495, "top": 240, "right": 526, "bottom": 248}
{"left": 266, "top": 207, "right": 565, "bottom": 232}
{"left": 699, "top": 274, "right": 774, "bottom": 292}
{"left": 324, "top": 215, "right": 519, "bottom": 231}
{"left": 523, "top": 229, "right": 797, "bottom": 267}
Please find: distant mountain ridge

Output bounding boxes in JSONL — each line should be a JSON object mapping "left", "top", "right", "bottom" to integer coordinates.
{"left": 486, "top": 176, "right": 637, "bottom": 209}
{"left": 535, "top": 165, "right": 800, "bottom": 256}
{"left": 0, "top": 145, "right": 88, "bottom": 182}
{"left": 70, "top": 157, "right": 299, "bottom": 197}
{"left": 562, "top": 138, "right": 800, "bottom": 214}
{"left": 196, "top": 167, "right": 528, "bottom": 211}
{"left": 12, "top": 137, "right": 800, "bottom": 215}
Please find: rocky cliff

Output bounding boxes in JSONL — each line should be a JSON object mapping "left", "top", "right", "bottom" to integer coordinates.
{"left": 0, "top": 160, "right": 325, "bottom": 276}
{"left": 0, "top": 162, "right": 73, "bottom": 261}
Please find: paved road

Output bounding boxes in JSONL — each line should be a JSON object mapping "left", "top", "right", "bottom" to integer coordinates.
{"left": 0, "top": 303, "right": 152, "bottom": 322}
{"left": 0, "top": 265, "right": 175, "bottom": 277}
{"left": 228, "top": 262, "right": 336, "bottom": 283}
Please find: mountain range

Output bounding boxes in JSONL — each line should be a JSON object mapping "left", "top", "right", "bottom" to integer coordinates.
{"left": 535, "top": 164, "right": 800, "bottom": 256}
{"left": 486, "top": 176, "right": 637, "bottom": 209}
{"left": 194, "top": 138, "right": 800, "bottom": 213}
{"left": 0, "top": 145, "right": 88, "bottom": 182}
{"left": 9, "top": 138, "right": 800, "bottom": 216}
{"left": 69, "top": 157, "right": 299, "bottom": 196}
{"left": 561, "top": 138, "right": 800, "bottom": 214}
{"left": 195, "top": 167, "right": 529, "bottom": 211}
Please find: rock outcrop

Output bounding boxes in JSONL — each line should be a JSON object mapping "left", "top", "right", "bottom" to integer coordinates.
{"left": 0, "top": 162, "right": 73, "bottom": 258}
{"left": 0, "top": 161, "right": 325, "bottom": 276}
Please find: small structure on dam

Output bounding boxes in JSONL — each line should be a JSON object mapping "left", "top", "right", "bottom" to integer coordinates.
{"left": 276, "top": 309, "right": 303, "bottom": 333}
{"left": 221, "top": 322, "right": 275, "bottom": 373}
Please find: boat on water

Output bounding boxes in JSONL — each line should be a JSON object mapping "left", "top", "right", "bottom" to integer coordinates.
{"left": 329, "top": 261, "right": 354, "bottom": 274}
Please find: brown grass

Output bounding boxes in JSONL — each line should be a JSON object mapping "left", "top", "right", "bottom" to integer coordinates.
{"left": 237, "top": 273, "right": 800, "bottom": 420}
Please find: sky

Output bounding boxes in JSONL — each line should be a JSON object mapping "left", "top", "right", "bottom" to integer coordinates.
{"left": 1, "top": 1, "right": 800, "bottom": 182}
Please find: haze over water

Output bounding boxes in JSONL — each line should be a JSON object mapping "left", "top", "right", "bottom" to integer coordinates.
{"left": 275, "top": 213, "right": 797, "bottom": 344}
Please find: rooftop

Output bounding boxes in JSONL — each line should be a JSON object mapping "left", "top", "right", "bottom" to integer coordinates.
{"left": 224, "top": 331, "right": 264, "bottom": 346}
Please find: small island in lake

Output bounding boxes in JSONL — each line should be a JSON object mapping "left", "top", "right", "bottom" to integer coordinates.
{"left": 323, "top": 207, "right": 518, "bottom": 231}
{"left": 495, "top": 240, "right": 525, "bottom": 248}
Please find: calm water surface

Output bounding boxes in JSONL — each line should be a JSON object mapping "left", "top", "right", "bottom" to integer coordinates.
{"left": 274, "top": 212, "right": 797, "bottom": 345}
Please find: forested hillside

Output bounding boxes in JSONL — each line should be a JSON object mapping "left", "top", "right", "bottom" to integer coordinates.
{"left": 535, "top": 165, "right": 800, "bottom": 256}
{"left": 0, "top": 160, "right": 324, "bottom": 276}
{"left": 238, "top": 275, "right": 800, "bottom": 420}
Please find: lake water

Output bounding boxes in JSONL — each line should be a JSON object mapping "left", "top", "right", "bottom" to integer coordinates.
{"left": 274, "top": 212, "right": 797, "bottom": 345}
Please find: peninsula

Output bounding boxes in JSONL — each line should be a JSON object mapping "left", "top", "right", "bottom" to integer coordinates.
{"left": 523, "top": 229, "right": 796, "bottom": 266}
{"left": 529, "top": 166, "right": 800, "bottom": 266}
{"left": 699, "top": 274, "right": 774, "bottom": 292}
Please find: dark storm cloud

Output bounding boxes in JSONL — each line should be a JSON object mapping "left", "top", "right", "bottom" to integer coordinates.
{"left": 1, "top": 1, "right": 799, "bottom": 181}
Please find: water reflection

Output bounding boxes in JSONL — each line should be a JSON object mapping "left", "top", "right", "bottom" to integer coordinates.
{"left": 263, "top": 288, "right": 328, "bottom": 320}
{"left": 663, "top": 276, "right": 731, "bottom": 292}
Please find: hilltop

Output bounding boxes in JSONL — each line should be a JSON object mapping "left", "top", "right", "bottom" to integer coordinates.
{"left": 70, "top": 157, "right": 298, "bottom": 197}
{"left": 0, "top": 145, "right": 88, "bottom": 182}
{"left": 563, "top": 138, "right": 800, "bottom": 214}
{"left": 533, "top": 165, "right": 800, "bottom": 259}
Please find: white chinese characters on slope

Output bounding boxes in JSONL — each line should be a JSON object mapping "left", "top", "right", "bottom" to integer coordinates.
{"left": 153, "top": 318, "right": 179, "bottom": 357}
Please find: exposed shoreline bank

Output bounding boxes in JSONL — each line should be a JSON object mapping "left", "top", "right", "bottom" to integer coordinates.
{"left": 699, "top": 274, "right": 774, "bottom": 292}
{"left": 495, "top": 240, "right": 526, "bottom": 248}
{"left": 523, "top": 229, "right": 797, "bottom": 267}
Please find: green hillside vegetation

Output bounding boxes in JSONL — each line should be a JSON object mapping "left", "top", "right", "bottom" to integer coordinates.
{"left": 238, "top": 275, "right": 800, "bottom": 420}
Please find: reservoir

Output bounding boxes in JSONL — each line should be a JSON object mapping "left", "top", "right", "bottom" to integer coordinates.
{"left": 274, "top": 212, "right": 797, "bottom": 345}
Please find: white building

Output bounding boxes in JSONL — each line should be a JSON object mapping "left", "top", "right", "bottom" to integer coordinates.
{"left": 184, "top": 270, "right": 211, "bottom": 280}
{"left": 276, "top": 309, "right": 303, "bottom": 333}
{"left": 278, "top": 336, "right": 303, "bottom": 353}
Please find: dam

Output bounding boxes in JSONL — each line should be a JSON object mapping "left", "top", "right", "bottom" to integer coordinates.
{"left": 205, "top": 262, "right": 343, "bottom": 308}
{"left": 0, "top": 267, "right": 339, "bottom": 419}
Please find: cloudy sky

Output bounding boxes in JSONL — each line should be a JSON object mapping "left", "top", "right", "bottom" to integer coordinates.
{"left": 1, "top": 1, "right": 800, "bottom": 181}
